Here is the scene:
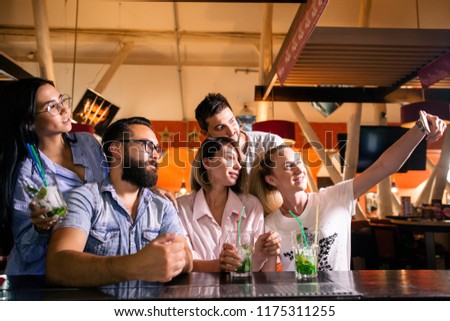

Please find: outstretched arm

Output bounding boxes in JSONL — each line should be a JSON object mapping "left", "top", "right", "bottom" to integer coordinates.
{"left": 353, "top": 113, "right": 447, "bottom": 199}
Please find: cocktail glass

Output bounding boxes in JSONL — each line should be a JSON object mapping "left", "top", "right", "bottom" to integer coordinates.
{"left": 227, "top": 231, "right": 254, "bottom": 278}
{"left": 291, "top": 230, "right": 320, "bottom": 279}
{"left": 26, "top": 184, "right": 68, "bottom": 218}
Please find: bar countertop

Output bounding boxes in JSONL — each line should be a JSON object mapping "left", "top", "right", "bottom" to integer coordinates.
{"left": 1, "top": 270, "right": 450, "bottom": 301}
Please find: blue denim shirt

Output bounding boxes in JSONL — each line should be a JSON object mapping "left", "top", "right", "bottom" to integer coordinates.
{"left": 54, "top": 179, "right": 184, "bottom": 256}
{"left": 6, "top": 132, "right": 108, "bottom": 275}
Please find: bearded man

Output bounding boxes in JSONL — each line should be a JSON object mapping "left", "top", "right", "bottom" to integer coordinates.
{"left": 46, "top": 117, "right": 192, "bottom": 287}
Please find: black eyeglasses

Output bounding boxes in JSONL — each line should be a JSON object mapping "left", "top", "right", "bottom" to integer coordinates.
{"left": 122, "top": 140, "right": 163, "bottom": 158}
{"left": 36, "top": 94, "right": 72, "bottom": 117}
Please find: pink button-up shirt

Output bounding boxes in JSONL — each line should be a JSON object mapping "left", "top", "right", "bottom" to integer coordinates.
{"left": 177, "top": 189, "right": 265, "bottom": 260}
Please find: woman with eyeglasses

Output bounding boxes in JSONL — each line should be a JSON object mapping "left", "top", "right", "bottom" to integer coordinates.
{"left": 0, "top": 77, "right": 107, "bottom": 275}
{"left": 248, "top": 112, "right": 446, "bottom": 272}
{"left": 176, "top": 137, "right": 281, "bottom": 272}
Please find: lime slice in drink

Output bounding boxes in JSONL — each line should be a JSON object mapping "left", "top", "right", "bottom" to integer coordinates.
{"left": 35, "top": 186, "right": 47, "bottom": 200}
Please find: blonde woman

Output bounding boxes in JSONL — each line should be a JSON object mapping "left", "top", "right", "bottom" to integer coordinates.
{"left": 249, "top": 113, "right": 446, "bottom": 271}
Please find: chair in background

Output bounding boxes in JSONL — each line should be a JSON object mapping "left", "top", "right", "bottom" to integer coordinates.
{"left": 351, "top": 219, "right": 378, "bottom": 269}
{"left": 0, "top": 226, "right": 13, "bottom": 273}
{"left": 370, "top": 222, "right": 427, "bottom": 269}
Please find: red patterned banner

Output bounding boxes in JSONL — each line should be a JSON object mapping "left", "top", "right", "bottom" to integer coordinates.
{"left": 276, "top": 0, "right": 329, "bottom": 85}
{"left": 418, "top": 50, "right": 450, "bottom": 88}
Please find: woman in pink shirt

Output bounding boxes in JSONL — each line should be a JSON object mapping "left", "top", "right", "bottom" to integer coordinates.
{"left": 177, "top": 137, "right": 280, "bottom": 272}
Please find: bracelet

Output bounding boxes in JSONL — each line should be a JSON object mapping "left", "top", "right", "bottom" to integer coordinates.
{"left": 416, "top": 110, "right": 431, "bottom": 135}
{"left": 416, "top": 119, "right": 427, "bottom": 134}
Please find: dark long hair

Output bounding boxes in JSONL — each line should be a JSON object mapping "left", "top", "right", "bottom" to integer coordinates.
{"left": 0, "top": 77, "right": 54, "bottom": 254}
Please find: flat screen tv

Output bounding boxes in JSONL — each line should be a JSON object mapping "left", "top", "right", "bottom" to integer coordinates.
{"left": 337, "top": 126, "right": 427, "bottom": 173}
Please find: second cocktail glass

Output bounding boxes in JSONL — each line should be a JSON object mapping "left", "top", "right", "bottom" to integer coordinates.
{"left": 227, "top": 231, "right": 254, "bottom": 278}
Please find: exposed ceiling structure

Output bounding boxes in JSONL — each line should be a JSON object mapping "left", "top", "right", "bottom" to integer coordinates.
{"left": 257, "top": 26, "right": 450, "bottom": 103}
{"left": 0, "top": 0, "right": 450, "bottom": 121}
{"left": 257, "top": 1, "right": 450, "bottom": 104}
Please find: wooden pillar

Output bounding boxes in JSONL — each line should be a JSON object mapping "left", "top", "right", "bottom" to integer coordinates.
{"left": 431, "top": 129, "right": 450, "bottom": 201}
{"left": 425, "top": 157, "right": 450, "bottom": 194}
{"left": 289, "top": 102, "right": 342, "bottom": 184}
{"left": 377, "top": 177, "right": 393, "bottom": 218}
{"left": 359, "top": 0, "right": 372, "bottom": 27}
{"left": 416, "top": 170, "right": 436, "bottom": 206}
{"left": 349, "top": 0, "right": 375, "bottom": 221}
{"left": 371, "top": 102, "right": 397, "bottom": 217}
{"left": 416, "top": 129, "right": 450, "bottom": 206}
{"left": 391, "top": 192, "right": 401, "bottom": 215}
{"left": 343, "top": 103, "right": 367, "bottom": 220}
{"left": 305, "top": 165, "right": 318, "bottom": 193}
{"left": 32, "top": 0, "right": 56, "bottom": 83}
{"left": 257, "top": 3, "right": 273, "bottom": 122}
{"left": 94, "top": 42, "right": 135, "bottom": 94}
{"left": 343, "top": 103, "right": 362, "bottom": 180}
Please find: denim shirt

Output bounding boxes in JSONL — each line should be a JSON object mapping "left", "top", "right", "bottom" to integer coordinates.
{"left": 5, "top": 132, "right": 108, "bottom": 275}
{"left": 54, "top": 179, "right": 184, "bottom": 256}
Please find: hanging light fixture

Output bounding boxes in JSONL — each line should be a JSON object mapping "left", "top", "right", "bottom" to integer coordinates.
{"left": 391, "top": 179, "right": 398, "bottom": 193}
{"left": 252, "top": 120, "right": 296, "bottom": 146}
{"left": 179, "top": 180, "right": 187, "bottom": 196}
{"left": 236, "top": 104, "right": 256, "bottom": 132}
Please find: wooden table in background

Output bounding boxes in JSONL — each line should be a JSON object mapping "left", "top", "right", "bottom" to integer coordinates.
{"left": 389, "top": 219, "right": 450, "bottom": 269}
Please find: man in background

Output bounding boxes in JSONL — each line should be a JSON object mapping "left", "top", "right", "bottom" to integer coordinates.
{"left": 195, "top": 93, "right": 284, "bottom": 172}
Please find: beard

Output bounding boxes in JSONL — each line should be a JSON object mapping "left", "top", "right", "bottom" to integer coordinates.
{"left": 121, "top": 150, "right": 158, "bottom": 188}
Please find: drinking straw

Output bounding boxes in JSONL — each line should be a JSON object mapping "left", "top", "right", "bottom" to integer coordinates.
{"left": 30, "top": 144, "right": 47, "bottom": 186}
{"left": 26, "top": 143, "right": 47, "bottom": 187}
{"left": 237, "top": 206, "right": 245, "bottom": 246}
{"left": 26, "top": 144, "right": 41, "bottom": 177}
{"left": 288, "top": 210, "right": 309, "bottom": 249}
{"left": 314, "top": 204, "right": 319, "bottom": 246}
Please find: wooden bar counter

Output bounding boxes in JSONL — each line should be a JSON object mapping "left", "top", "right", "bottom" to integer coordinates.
{"left": 2, "top": 270, "right": 450, "bottom": 301}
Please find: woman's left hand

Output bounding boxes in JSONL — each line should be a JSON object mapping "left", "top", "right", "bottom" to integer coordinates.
{"left": 151, "top": 186, "right": 178, "bottom": 211}
{"left": 29, "top": 200, "right": 58, "bottom": 233}
{"left": 254, "top": 231, "right": 281, "bottom": 259}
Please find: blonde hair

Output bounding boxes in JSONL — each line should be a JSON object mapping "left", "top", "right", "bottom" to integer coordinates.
{"left": 247, "top": 145, "right": 290, "bottom": 215}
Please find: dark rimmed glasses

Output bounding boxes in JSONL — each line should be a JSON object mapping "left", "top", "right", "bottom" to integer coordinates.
{"left": 122, "top": 139, "right": 163, "bottom": 159}
{"left": 36, "top": 94, "right": 72, "bottom": 117}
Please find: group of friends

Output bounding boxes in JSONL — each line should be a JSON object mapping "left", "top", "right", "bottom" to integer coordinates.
{"left": 0, "top": 77, "right": 447, "bottom": 287}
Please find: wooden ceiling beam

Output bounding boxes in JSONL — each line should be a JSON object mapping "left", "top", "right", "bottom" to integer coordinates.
{"left": 107, "top": 1, "right": 305, "bottom": 2}
{"left": 0, "top": 26, "right": 285, "bottom": 46}
{"left": 254, "top": 85, "right": 450, "bottom": 103}
{"left": 0, "top": 52, "right": 33, "bottom": 79}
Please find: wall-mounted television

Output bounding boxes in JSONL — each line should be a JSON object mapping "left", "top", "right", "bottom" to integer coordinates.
{"left": 337, "top": 126, "right": 427, "bottom": 173}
